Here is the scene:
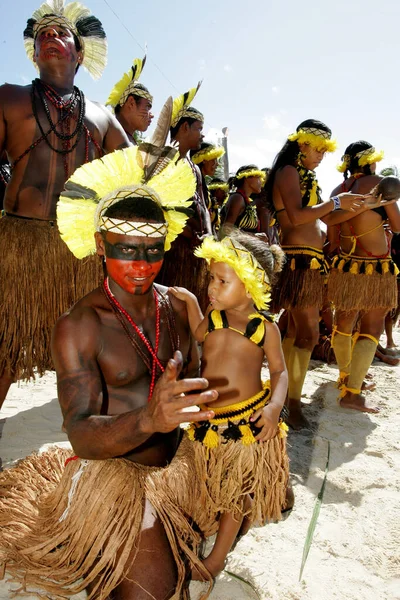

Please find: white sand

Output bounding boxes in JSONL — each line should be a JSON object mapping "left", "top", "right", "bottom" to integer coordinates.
{"left": 0, "top": 334, "right": 399, "bottom": 600}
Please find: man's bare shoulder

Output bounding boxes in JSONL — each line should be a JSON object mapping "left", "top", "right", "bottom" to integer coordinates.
{"left": 0, "top": 83, "right": 32, "bottom": 104}
{"left": 53, "top": 288, "right": 104, "bottom": 340}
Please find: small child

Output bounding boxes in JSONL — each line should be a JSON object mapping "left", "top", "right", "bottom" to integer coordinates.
{"left": 170, "top": 230, "right": 290, "bottom": 583}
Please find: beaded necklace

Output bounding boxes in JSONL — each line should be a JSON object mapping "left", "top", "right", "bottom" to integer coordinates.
{"left": 296, "top": 160, "right": 322, "bottom": 207}
{"left": 103, "top": 277, "right": 164, "bottom": 401}
{"left": 12, "top": 79, "right": 103, "bottom": 179}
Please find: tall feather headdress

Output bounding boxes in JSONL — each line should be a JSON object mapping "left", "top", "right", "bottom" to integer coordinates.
{"left": 106, "top": 56, "right": 153, "bottom": 110}
{"left": 171, "top": 81, "right": 203, "bottom": 128}
{"left": 57, "top": 145, "right": 196, "bottom": 258}
{"left": 24, "top": 0, "right": 107, "bottom": 80}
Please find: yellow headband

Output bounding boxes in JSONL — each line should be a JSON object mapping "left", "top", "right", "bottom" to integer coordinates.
{"left": 337, "top": 146, "right": 384, "bottom": 172}
{"left": 24, "top": 0, "right": 107, "bottom": 80}
{"left": 208, "top": 182, "right": 229, "bottom": 193}
{"left": 356, "top": 146, "right": 384, "bottom": 166}
{"left": 288, "top": 127, "right": 337, "bottom": 153}
{"left": 106, "top": 56, "right": 153, "bottom": 109}
{"left": 171, "top": 82, "right": 203, "bottom": 128}
{"left": 191, "top": 145, "right": 225, "bottom": 165}
{"left": 195, "top": 236, "right": 271, "bottom": 310}
{"left": 57, "top": 146, "right": 195, "bottom": 258}
{"left": 235, "top": 169, "right": 267, "bottom": 184}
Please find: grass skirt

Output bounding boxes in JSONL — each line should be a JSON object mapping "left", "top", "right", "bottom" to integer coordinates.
{"left": 185, "top": 388, "right": 289, "bottom": 538}
{"left": 0, "top": 439, "right": 206, "bottom": 599}
{"left": 272, "top": 245, "right": 327, "bottom": 311}
{"left": 156, "top": 235, "right": 209, "bottom": 310}
{"left": 328, "top": 254, "right": 398, "bottom": 311}
{"left": 0, "top": 215, "right": 102, "bottom": 381}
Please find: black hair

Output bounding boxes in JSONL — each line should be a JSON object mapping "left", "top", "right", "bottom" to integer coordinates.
{"left": 103, "top": 197, "right": 164, "bottom": 222}
{"left": 265, "top": 119, "right": 331, "bottom": 213}
{"left": 340, "top": 140, "right": 374, "bottom": 180}
{"left": 114, "top": 84, "right": 152, "bottom": 115}
{"left": 224, "top": 228, "right": 285, "bottom": 284}
{"left": 170, "top": 116, "right": 198, "bottom": 139}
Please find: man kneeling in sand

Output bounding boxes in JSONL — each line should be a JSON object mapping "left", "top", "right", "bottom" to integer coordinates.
{"left": 0, "top": 146, "right": 217, "bottom": 599}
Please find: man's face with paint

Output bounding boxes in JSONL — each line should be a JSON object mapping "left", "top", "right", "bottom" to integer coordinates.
{"left": 33, "top": 24, "right": 82, "bottom": 69}
{"left": 98, "top": 231, "right": 165, "bottom": 295}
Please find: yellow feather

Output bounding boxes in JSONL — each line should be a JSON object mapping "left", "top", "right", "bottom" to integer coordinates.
{"left": 106, "top": 56, "right": 146, "bottom": 108}
{"left": 171, "top": 81, "right": 202, "bottom": 127}
{"left": 57, "top": 197, "right": 97, "bottom": 259}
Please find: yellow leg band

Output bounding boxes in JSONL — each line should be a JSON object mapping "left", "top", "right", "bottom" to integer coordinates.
{"left": 288, "top": 346, "right": 311, "bottom": 400}
{"left": 331, "top": 328, "right": 353, "bottom": 377}
{"left": 281, "top": 336, "right": 295, "bottom": 368}
{"left": 347, "top": 337, "right": 378, "bottom": 393}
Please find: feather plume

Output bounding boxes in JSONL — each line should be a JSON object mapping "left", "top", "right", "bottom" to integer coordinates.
{"left": 171, "top": 81, "right": 202, "bottom": 127}
{"left": 149, "top": 97, "right": 173, "bottom": 148}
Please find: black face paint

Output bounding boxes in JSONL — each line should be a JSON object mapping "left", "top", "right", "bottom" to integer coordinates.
{"left": 104, "top": 239, "right": 165, "bottom": 263}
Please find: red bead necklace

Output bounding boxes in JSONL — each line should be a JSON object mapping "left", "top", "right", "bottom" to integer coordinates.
{"left": 103, "top": 278, "right": 164, "bottom": 401}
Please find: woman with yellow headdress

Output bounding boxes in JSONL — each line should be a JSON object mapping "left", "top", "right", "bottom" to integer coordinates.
{"left": 265, "top": 119, "right": 365, "bottom": 429}
{"left": 328, "top": 140, "right": 400, "bottom": 414}
{"left": 220, "top": 164, "right": 266, "bottom": 234}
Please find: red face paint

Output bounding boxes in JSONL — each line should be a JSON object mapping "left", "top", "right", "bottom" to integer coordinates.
{"left": 106, "top": 257, "right": 163, "bottom": 295}
{"left": 103, "top": 234, "right": 165, "bottom": 295}
{"left": 35, "top": 26, "right": 77, "bottom": 63}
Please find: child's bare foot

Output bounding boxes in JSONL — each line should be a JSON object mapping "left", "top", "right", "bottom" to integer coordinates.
{"left": 192, "top": 556, "right": 225, "bottom": 581}
{"left": 286, "top": 399, "right": 309, "bottom": 430}
{"left": 339, "top": 391, "right": 379, "bottom": 414}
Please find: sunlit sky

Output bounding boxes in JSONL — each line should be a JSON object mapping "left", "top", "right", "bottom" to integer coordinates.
{"left": 2, "top": 0, "right": 399, "bottom": 197}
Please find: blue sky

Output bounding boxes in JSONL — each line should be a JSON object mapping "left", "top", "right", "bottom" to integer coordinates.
{"left": 2, "top": 0, "right": 399, "bottom": 196}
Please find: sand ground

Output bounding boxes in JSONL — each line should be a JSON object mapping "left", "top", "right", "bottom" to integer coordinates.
{"left": 0, "top": 333, "right": 399, "bottom": 600}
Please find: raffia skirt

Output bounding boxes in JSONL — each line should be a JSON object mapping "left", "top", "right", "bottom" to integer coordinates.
{"left": 271, "top": 245, "right": 328, "bottom": 312}
{"left": 327, "top": 253, "right": 399, "bottom": 312}
{"left": 156, "top": 235, "right": 209, "bottom": 311}
{"left": 185, "top": 386, "right": 289, "bottom": 538}
{"left": 0, "top": 438, "right": 207, "bottom": 599}
{"left": 0, "top": 215, "right": 102, "bottom": 381}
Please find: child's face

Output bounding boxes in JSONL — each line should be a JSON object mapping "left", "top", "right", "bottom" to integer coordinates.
{"left": 208, "top": 260, "right": 250, "bottom": 310}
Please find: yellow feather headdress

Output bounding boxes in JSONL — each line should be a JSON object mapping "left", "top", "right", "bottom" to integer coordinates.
{"left": 23, "top": 0, "right": 107, "bottom": 80}
{"left": 106, "top": 56, "right": 153, "bottom": 110}
{"left": 337, "top": 146, "right": 384, "bottom": 172}
{"left": 208, "top": 180, "right": 229, "bottom": 193}
{"left": 195, "top": 236, "right": 271, "bottom": 310}
{"left": 288, "top": 127, "right": 337, "bottom": 153}
{"left": 191, "top": 143, "right": 225, "bottom": 165}
{"left": 235, "top": 169, "right": 267, "bottom": 184}
{"left": 171, "top": 82, "right": 203, "bottom": 128}
{"left": 57, "top": 146, "right": 195, "bottom": 258}
{"left": 356, "top": 146, "right": 384, "bottom": 167}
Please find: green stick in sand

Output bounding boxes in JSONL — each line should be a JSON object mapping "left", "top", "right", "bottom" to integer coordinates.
{"left": 299, "top": 439, "right": 331, "bottom": 581}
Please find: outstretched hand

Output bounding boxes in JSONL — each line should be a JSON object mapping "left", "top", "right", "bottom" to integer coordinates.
{"left": 337, "top": 192, "right": 365, "bottom": 212}
{"left": 362, "top": 193, "right": 399, "bottom": 209}
{"left": 169, "top": 286, "right": 195, "bottom": 303}
{"left": 142, "top": 351, "right": 218, "bottom": 434}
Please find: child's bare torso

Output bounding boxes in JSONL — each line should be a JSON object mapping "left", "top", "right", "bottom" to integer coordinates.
{"left": 201, "top": 310, "right": 265, "bottom": 407}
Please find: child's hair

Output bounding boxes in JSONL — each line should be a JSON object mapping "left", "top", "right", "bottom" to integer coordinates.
{"left": 228, "top": 228, "right": 285, "bottom": 284}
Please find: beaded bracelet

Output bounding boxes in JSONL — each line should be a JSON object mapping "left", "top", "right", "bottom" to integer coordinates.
{"left": 331, "top": 195, "right": 341, "bottom": 211}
